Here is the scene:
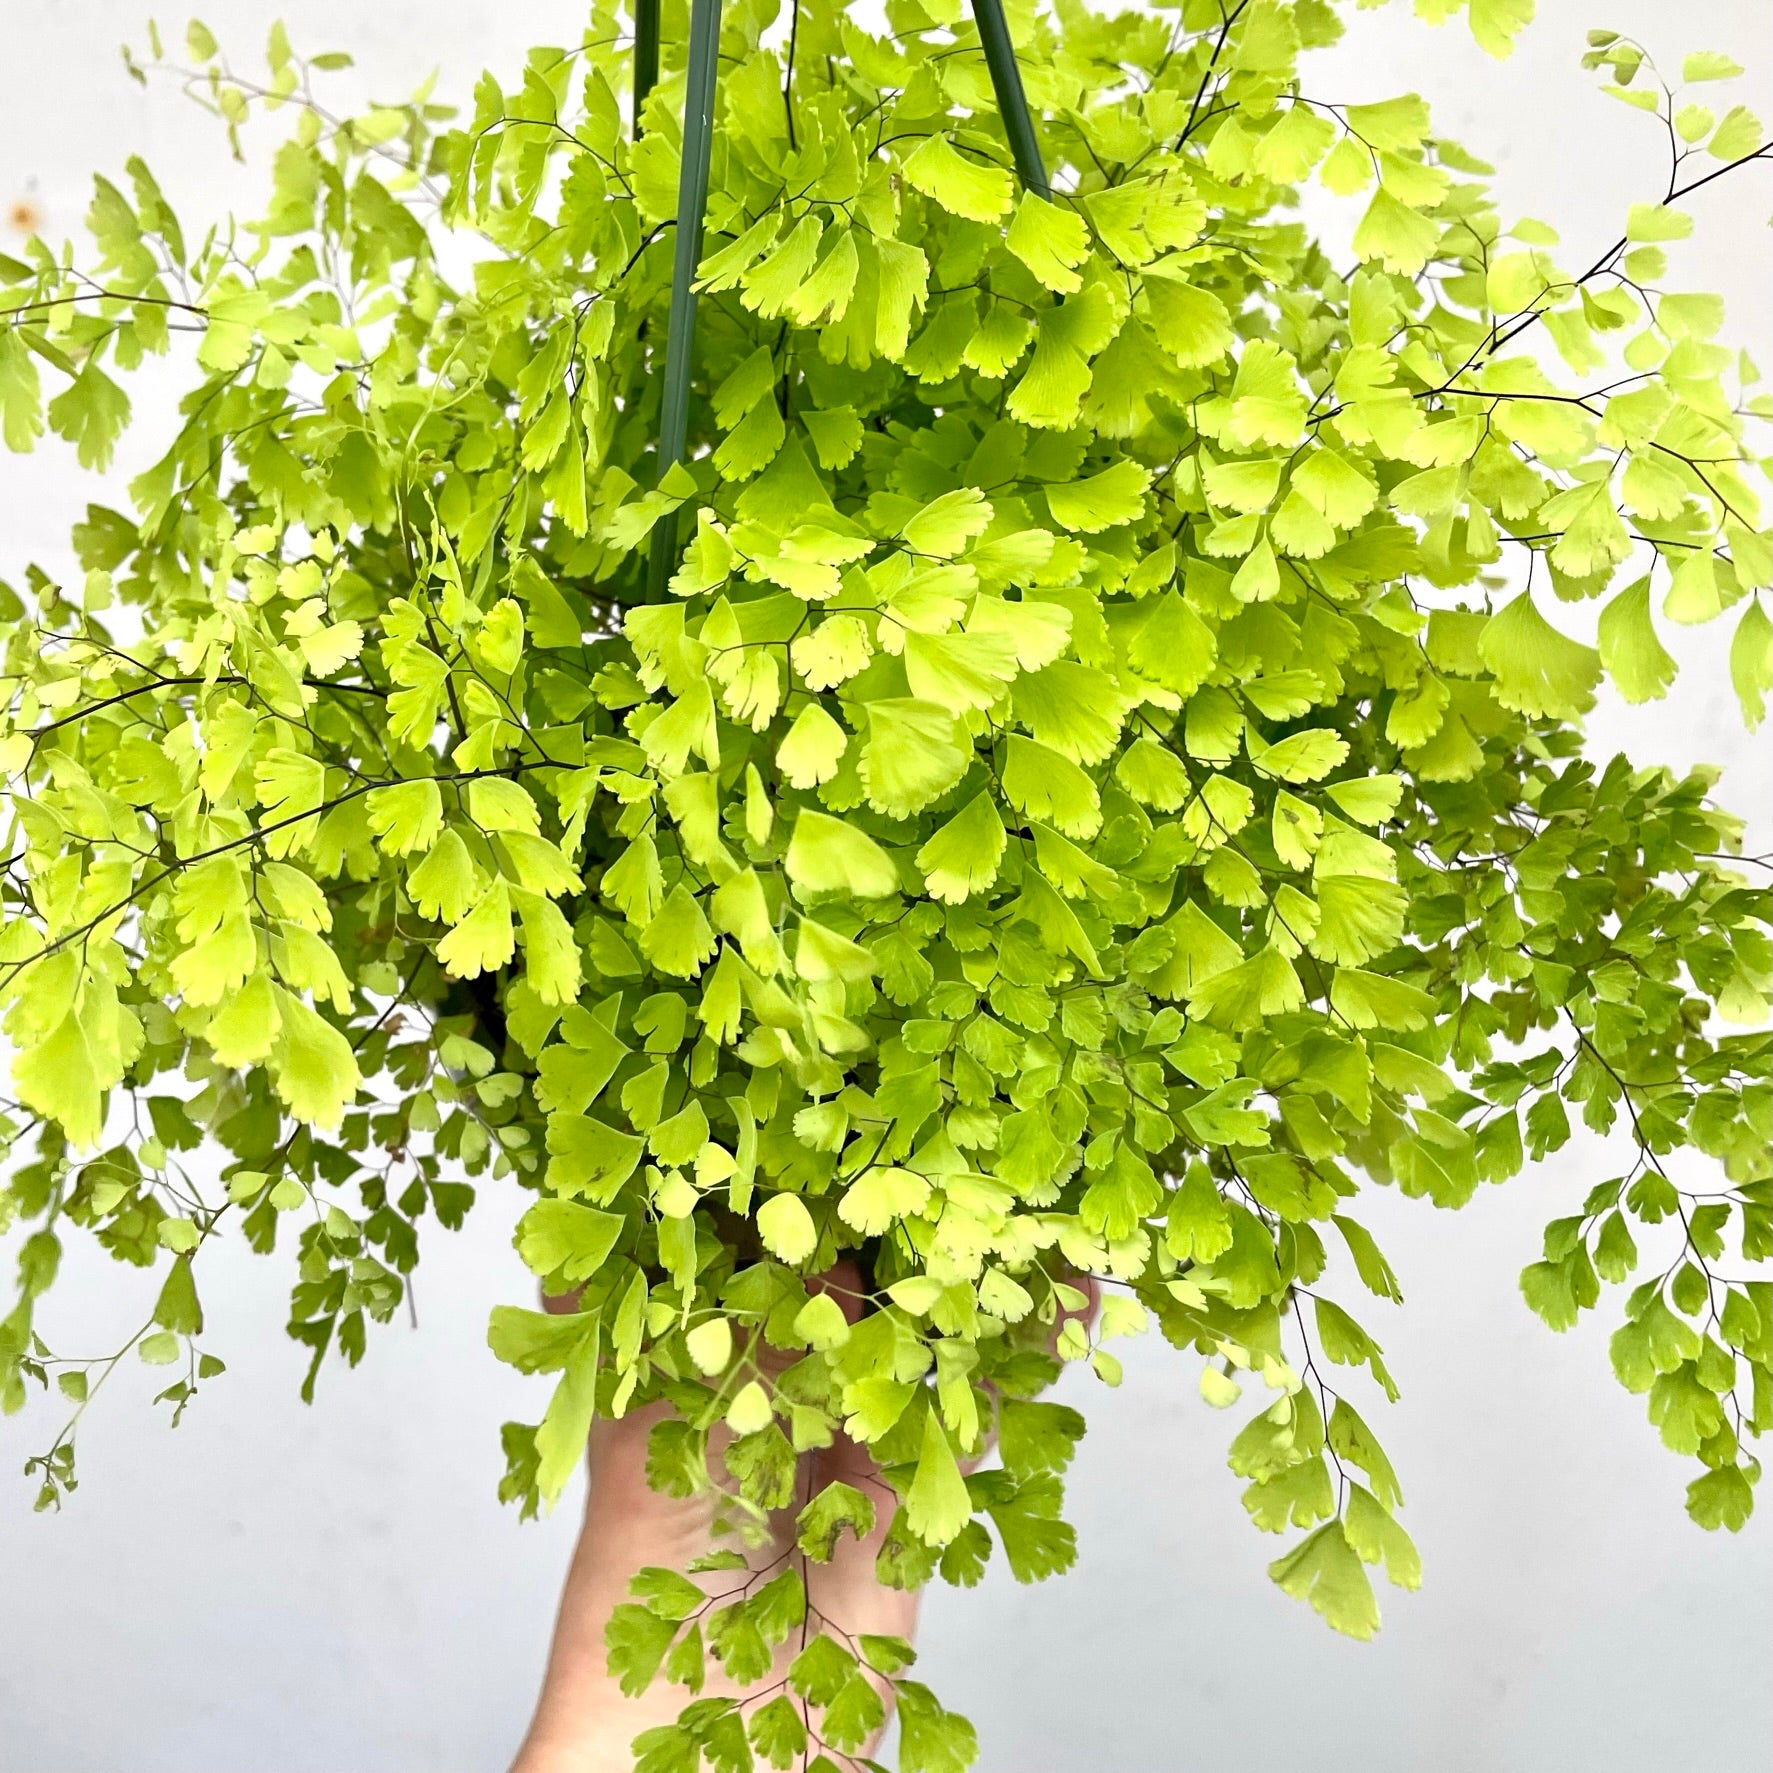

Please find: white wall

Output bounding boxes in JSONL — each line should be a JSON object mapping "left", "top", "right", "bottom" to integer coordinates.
{"left": 2, "top": 4, "right": 1769, "bottom": 1769}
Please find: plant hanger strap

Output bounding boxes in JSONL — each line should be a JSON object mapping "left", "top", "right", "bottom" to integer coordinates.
{"left": 644, "top": 0, "right": 725, "bottom": 603}
{"left": 969, "top": 0, "right": 1049, "bottom": 197}
{"left": 633, "top": 0, "right": 661, "bottom": 131}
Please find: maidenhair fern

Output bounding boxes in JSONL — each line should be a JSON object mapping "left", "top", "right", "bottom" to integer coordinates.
{"left": 1, "top": 4, "right": 1768, "bottom": 1766}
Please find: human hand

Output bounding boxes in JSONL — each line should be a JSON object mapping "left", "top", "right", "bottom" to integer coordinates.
{"left": 509, "top": 1263, "right": 916, "bottom": 1773}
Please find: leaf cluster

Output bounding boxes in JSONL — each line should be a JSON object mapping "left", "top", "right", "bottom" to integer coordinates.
{"left": 1, "top": 2, "right": 1769, "bottom": 1762}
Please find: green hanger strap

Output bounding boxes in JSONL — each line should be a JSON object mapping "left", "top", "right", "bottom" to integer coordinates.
{"left": 644, "top": 0, "right": 724, "bottom": 603}
{"left": 633, "top": 0, "right": 660, "bottom": 131}
{"left": 970, "top": 0, "right": 1049, "bottom": 197}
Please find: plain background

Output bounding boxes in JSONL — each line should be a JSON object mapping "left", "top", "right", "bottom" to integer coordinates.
{"left": 1, "top": 3, "right": 1769, "bottom": 1769}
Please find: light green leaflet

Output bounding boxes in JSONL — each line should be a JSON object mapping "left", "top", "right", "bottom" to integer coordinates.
{"left": 1, "top": 4, "right": 1769, "bottom": 1767}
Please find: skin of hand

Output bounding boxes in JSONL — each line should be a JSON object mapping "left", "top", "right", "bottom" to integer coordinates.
{"left": 509, "top": 1263, "right": 915, "bottom": 1773}
{"left": 509, "top": 1266, "right": 1098, "bottom": 1773}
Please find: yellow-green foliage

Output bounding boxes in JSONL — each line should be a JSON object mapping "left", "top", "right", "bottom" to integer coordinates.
{"left": 0, "top": 4, "right": 1769, "bottom": 1764}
